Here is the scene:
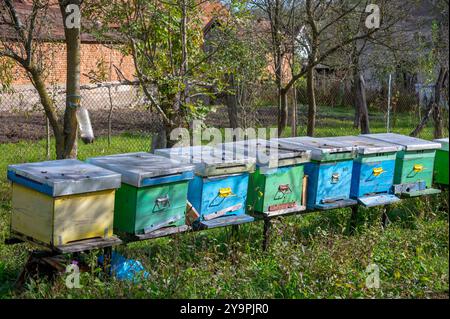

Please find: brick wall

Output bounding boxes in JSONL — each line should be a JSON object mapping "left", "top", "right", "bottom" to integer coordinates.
{"left": 8, "top": 42, "right": 136, "bottom": 87}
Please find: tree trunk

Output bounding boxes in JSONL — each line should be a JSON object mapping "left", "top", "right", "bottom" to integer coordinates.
{"left": 352, "top": 67, "right": 361, "bottom": 129}
{"left": 411, "top": 67, "right": 448, "bottom": 137}
{"left": 151, "top": 129, "right": 168, "bottom": 152}
{"left": 432, "top": 67, "right": 447, "bottom": 139}
{"left": 29, "top": 69, "right": 65, "bottom": 158}
{"left": 60, "top": 0, "right": 82, "bottom": 159}
{"left": 226, "top": 73, "right": 239, "bottom": 129}
{"left": 355, "top": 73, "right": 370, "bottom": 134}
{"left": 180, "top": 0, "right": 189, "bottom": 107}
{"left": 291, "top": 86, "right": 297, "bottom": 137}
{"left": 306, "top": 66, "right": 316, "bottom": 137}
{"left": 279, "top": 89, "right": 288, "bottom": 136}
{"left": 433, "top": 101, "right": 443, "bottom": 139}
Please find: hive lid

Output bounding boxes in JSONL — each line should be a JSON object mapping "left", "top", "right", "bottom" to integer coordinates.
{"left": 327, "top": 136, "right": 402, "bottom": 155}
{"left": 87, "top": 152, "right": 195, "bottom": 187}
{"left": 7, "top": 159, "right": 122, "bottom": 197}
{"left": 433, "top": 138, "right": 449, "bottom": 151}
{"left": 274, "top": 137, "right": 355, "bottom": 161}
{"left": 363, "top": 133, "right": 441, "bottom": 151}
{"left": 218, "top": 139, "right": 311, "bottom": 168}
{"left": 155, "top": 145, "right": 255, "bottom": 176}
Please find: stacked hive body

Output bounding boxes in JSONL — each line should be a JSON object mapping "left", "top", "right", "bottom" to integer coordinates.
{"left": 87, "top": 152, "right": 195, "bottom": 236}
{"left": 433, "top": 138, "right": 449, "bottom": 186}
{"left": 219, "top": 139, "right": 311, "bottom": 217}
{"left": 155, "top": 146, "right": 255, "bottom": 229}
{"left": 275, "top": 137, "right": 358, "bottom": 210}
{"left": 326, "top": 136, "right": 401, "bottom": 207}
{"left": 363, "top": 133, "right": 441, "bottom": 197}
{"left": 7, "top": 160, "right": 121, "bottom": 247}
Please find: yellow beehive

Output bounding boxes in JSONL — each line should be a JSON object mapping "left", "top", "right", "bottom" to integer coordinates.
{"left": 8, "top": 160, "right": 121, "bottom": 247}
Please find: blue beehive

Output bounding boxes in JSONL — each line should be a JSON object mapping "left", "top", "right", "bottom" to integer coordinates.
{"left": 326, "top": 136, "right": 402, "bottom": 207}
{"left": 155, "top": 146, "right": 256, "bottom": 229}
{"left": 274, "top": 137, "right": 358, "bottom": 210}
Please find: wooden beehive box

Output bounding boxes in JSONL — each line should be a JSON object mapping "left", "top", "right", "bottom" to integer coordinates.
{"left": 275, "top": 137, "right": 357, "bottom": 210}
{"left": 327, "top": 136, "right": 402, "bottom": 207}
{"left": 7, "top": 160, "right": 121, "bottom": 247}
{"left": 155, "top": 146, "right": 256, "bottom": 229}
{"left": 364, "top": 133, "right": 441, "bottom": 197}
{"left": 87, "top": 152, "right": 195, "bottom": 235}
{"left": 219, "top": 139, "right": 311, "bottom": 217}
{"left": 433, "top": 138, "right": 449, "bottom": 186}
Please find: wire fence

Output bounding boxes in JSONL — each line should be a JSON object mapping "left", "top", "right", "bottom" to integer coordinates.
{"left": 0, "top": 79, "right": 448, "bottom": 165}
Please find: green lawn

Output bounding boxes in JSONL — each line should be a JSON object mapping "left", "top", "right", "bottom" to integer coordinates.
{"left": 0, "top": 113, "right": 448, "bottom": 299}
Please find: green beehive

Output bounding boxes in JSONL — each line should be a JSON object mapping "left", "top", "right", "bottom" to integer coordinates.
{"left": 364, "top": 133, "right": 441, "bottom": 197}
{"left": 219, "top": 139, "right": 311, "bottom": 217}
{"left": 433, "top": 138, "right": 449, "bottom": 185}
{"left": 87, "top": 152, "right": 195, "bottom": 236}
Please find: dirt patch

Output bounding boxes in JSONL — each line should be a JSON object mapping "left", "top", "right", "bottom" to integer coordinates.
{"left": 0, "top": 109, "right": 165, "bottom": 143}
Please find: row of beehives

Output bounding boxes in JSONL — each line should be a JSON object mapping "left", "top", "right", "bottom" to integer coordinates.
{"left": 6, "top": 133, "right": 449, "bottom": 248}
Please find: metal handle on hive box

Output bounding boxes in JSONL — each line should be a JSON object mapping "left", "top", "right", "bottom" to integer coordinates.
{"left": 218, "top": 187, "right": 236, "bottom": 198}
{"left": 278, "top": 184, "right": 292, "bottom": 194}
{"left": 372, "top": 167, "right": 385, "bottom": 177}
{"left": 331, "top": 173, "right": 340, "bottom": 184}
{"left": 407, "top": 164, "right": 426, "bottom": 178}
{"left": 155, "top": 195, "right": 171, "bottom": 210}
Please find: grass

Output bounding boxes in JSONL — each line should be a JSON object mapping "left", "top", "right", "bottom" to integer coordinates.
{"left": 0, "top": 110, "right": 448, "bottom": 299}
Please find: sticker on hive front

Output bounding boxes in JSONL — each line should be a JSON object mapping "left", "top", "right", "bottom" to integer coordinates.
{"left": 268, "top": 202, "right": 297, "bottom": 212}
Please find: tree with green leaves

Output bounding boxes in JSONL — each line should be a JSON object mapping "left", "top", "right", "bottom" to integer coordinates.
{"left": 207, "top": 0, "right": 269, "bottom": 129}
{"left": 86, "top": 0, "right": 238, "bottom": 148}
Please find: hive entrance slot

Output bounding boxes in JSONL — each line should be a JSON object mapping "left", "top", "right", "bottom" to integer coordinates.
{"left": 65, "top": 236, "right": 104, "bottom": 245}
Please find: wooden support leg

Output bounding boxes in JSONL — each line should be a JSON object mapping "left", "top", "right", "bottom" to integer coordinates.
{"left": 347, "top": 205, "right": 359, "bottom": 235}
{"left": 103, "top": 247, "right": 112, "bottom": 275}
{"left": 262, "top": 218, "right": 271, "bottom": 252}
{"left": 15, "top": 250, "right": 59, "bottom": 289}
{"left": 382, "top": 205, "right": 391, "bottom": 229}
{"left": 231, "top": 224, "right": 239, "bottom": 240}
